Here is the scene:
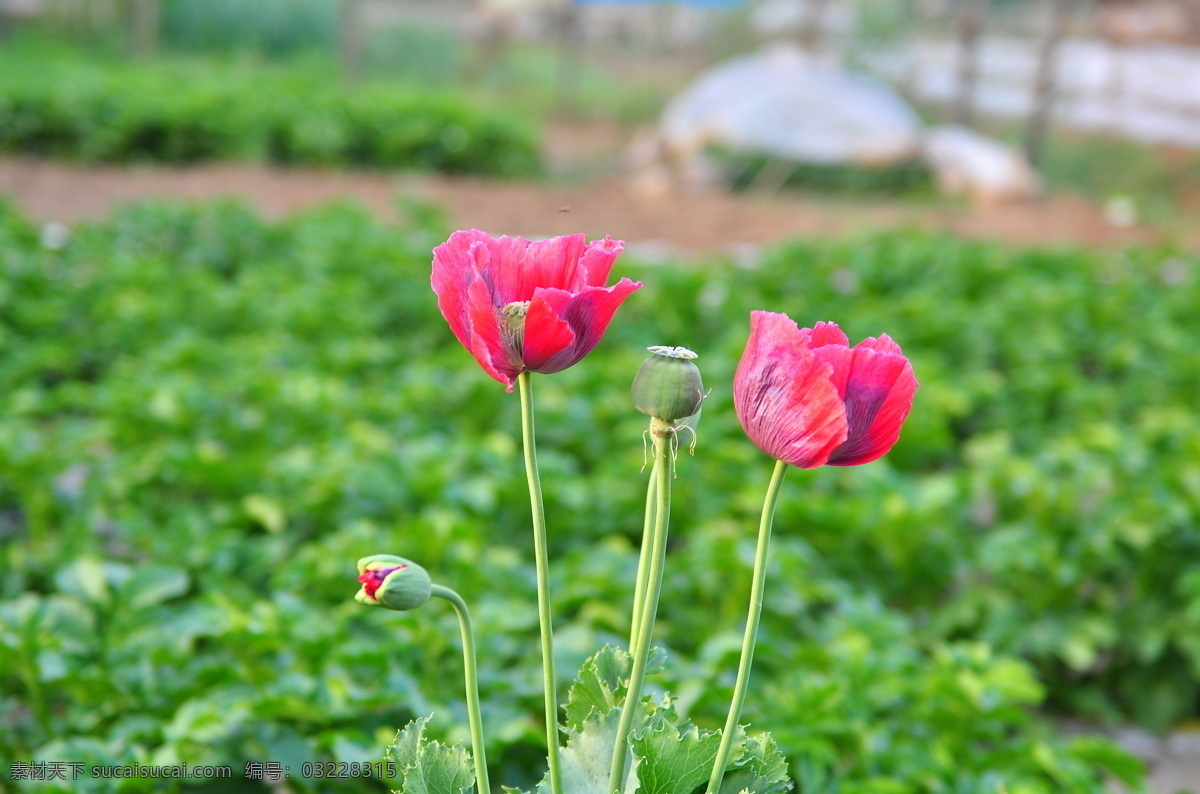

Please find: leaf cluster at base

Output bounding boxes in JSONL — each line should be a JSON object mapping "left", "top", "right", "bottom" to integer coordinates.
{"left": 388, "top": 646, "right": 791, "bottom": 794}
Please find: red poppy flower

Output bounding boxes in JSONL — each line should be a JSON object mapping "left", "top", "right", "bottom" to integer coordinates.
{"left": 432, "top": 230, "right": 641, "bottom": 389}
{"left": 734, "top": 311, "right": 917, "bottom": 468}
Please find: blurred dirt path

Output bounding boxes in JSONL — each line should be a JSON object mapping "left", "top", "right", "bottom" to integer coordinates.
{"left": 0, "top": 156, "right": 1173, "bottom": 253}
{"left": 0, "top": 117, "right": 1186, "bottom": 253}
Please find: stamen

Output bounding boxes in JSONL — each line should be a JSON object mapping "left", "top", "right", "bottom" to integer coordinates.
{"left": 646, "top": 345, "right": 698, "bottom": 360}
{"left": 500, "top": 301, "right": 532, "bottom": 365}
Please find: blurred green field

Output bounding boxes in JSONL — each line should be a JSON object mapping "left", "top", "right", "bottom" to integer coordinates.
{"left": 2, "top": 196, "right": 1196, "bottom": 791}
{"left": 0, "top": 39, "right": 542, "bottom": 176}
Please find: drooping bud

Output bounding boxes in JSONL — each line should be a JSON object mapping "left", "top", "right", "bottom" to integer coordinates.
{"left": 355, "top": 554, "right": 432, "bottom": 611}
{"left": 632, "top": 346, "right": 705, "bottom": 421}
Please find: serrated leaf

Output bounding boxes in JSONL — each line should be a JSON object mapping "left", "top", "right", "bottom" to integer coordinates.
{"left": 565, "top": 646, "right": 630, "bottom": 730}
{"left": 405, "top": 742, "right": 474, "bottom": 794}
{"left": 630, "top": 720, "right": 723, "bottom": 794}
{"left": 560, "top": 708, "right": 624, "bottom": 794}
{"left": 717, "top": 733, "right": 792, "bottom": 794}
{"left": 386, "top": 716, "right": 475, "bottom": 794}
{"left": 565, "top": 646, "right": 669, "bottom": 731}
{"left": 388, "top": 716, "right": 429, "bottom": 772}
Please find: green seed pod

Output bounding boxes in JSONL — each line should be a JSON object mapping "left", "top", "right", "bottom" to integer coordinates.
{"left": 356, "top": 554, "right": 432, "bottom": 611}
{"left": 632, "top": 346, "right": 704, "bottom": 421}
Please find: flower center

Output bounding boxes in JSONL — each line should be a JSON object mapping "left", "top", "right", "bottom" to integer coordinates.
{"left": 500, "top": 301, "right": 531, "bottom": 365}
{"left": 358, "top": 565, "right": 403, "bottom": 599}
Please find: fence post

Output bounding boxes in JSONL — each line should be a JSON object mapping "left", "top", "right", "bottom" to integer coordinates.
{"left": 799, "top": 0, "right": 832, "bottom": 52}
{"left": 953, "top": 0, "right": 989, "bottom": 127}
{"left": 1024, "top": 0, "right": 1080, "bottom": 166}
{"left": 128, "top": 0, "right": 159, "bottom": 58}
{"left": 340, "top": 0, "right": 367, "bottom": 84}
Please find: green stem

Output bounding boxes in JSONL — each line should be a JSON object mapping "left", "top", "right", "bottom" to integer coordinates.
{"left": 517, "top": 372, "right": 563, "bottom": 794}
{"left": 431, "top": 584, "right": 491, "bottom": 794}
{"left": 609, "top": 425, "right": 673, "bottom": 794}
{"left": 705, "top": 459, "right": 789, "bottom": 794}
{"left": 629, "top": 457, "right": 659, "bottom": 649}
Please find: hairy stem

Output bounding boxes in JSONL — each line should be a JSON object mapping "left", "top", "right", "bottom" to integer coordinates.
{"left": 629, "top": 457, "right": 659, "bottom": 649}
{"left": 609, "top": 425, "right": 673, "bottom": 793}
{"left": 705, "top": 459, "right": 789, "bottom": 794}
{"left": 517, "top": 372, "right": 563, "bottom": 794}
{"left": 431, "top": 584, "right": 491, "bottom": 794}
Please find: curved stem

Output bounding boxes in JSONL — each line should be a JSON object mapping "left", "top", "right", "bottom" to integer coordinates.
{"left": 431, "top": 584, "right": 491, "bottom": 794}
{"left": 517, "top": 372, "right": 563, "bottom": 794}
{"left": 705, "top": 459, "right": 789, "bottom": 794}
{"left": 609, "top": 428, "right": 673, "bottom": 794}
{"left": 629, "top": 457, "right": 659, "bottom": 649}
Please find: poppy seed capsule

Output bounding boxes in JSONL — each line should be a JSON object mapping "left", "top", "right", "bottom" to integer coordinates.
{"left": 632, "top": 346, "right": 704, "bottom": 421}
{"left": 356, "top": 554, "right": 432, "bottom": 611}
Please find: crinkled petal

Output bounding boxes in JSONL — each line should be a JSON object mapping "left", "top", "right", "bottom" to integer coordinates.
{"left": 734, "top": 311, "right": 848, "bottom": 468}
{"left": 493, "top": 234, "right": 586, "bottom": 301}
{"left": 474, "top": 234, "right": 532, "bottom": 306}
{"left": 466, "top": 277, "right": 518, "bottom": 388}
{"left": 858, "top": 333, "right": 904, "bottom": 356}
{"left": 522, "top": 289, "right": 577, "bottom": 372}
{"left": 532, "top": 278, "right": 642, "bottom": 374}
{"left": 824, "top": 341, "right": 917, "bottom": 466}
{"left": 579, "top": 236, "right": 625, "bottom": 287}
{"left": 804, "top": 321, "right": 849, "bottom": 349}
{"left": 431, "top": 230, "right": 491, "bottom": 351}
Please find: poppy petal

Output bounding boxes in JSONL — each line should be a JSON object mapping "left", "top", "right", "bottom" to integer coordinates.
{"left": 514, "top": 234, "right": 588, "bottom": 300}
{"left": 734, "top": 312, "right": 848, "bottom": 468}
{"left": 466, "top": 277, "right": 518, "bottom": 389}
{"left": 825, "top": 345, "right": 917, "bottom": 466}
{"left": 858, "top": 333, "right": 904, "bottom": 357}
{"left": 432, "top": 230, "right": 491, "bottom": 351}
{"left": 580, "top": 236, "right": 625, "bottom": 287}
{"left": 533, "top": 278, "right": 642, "bottom": 374}
{"left": 476, "top": 234, "right": 533, "bottom": 305}
{"left": 805, "top": 321, "right": 849, "bottom": 348}
{"left": 522, "top": 289, "right": 577, "bottom": 372}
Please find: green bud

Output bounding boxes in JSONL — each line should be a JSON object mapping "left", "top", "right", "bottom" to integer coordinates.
{"left": 356, "top": 554, "right": 432, "bottom": 611}
{"left": 632, "top": 346, "right": 705, "bottom": 421}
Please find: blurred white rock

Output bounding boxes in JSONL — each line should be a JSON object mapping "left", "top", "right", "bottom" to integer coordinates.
{"left": 660, "top": 45, "right": 924, "bottom": 167}
{"left": 921, "top": 126, "right": 1041, "bottom": 204}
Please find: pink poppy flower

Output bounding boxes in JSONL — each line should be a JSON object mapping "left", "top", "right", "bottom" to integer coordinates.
{"left": 734, "top": 311, "right": 917, "bottom": 468}
{"left": 431, "top": 230, "right": 641, "bottom": 389}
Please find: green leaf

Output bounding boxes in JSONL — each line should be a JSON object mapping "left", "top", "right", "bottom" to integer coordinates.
{"left": 565, "top": 646, "right": 631, "bottom": 730}
{"left": 630, "top": 720, "right": 723, "bottom": 794}
{"left": 556, "top": 708, "right": 626, "bottom": 794}
{"left": 389, "top": 717, "right": 428, "bottom": 772}
{"left": 565, "top": 645, "right": 668, "bottom": 731}
{"left": 122, "top": 565, "right": 190, "bottom": 610}
{"left": 387, "top": 716, "right": 475, "bottom": 794}
{"left": 405, "top": 744, "right": 475, "bottom": 794}
{"left": 1067, "top": 736, "right": 1145, "bottom": 787}
{"left": 243, "top": 493, "right": 287, "bottom": 533}
{"left": 718, "top": 733, "right": 791, "bottom": 794}
{"left": 54, "top": 558, "right": 112, "bottom": 605}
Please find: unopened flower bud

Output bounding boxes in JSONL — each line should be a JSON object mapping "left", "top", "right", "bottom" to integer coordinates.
{"left": 356, "top": 554, "right": 432, "bottom": 611}
{"left": 632, "top": 346, "right": 704, "bottom": 421}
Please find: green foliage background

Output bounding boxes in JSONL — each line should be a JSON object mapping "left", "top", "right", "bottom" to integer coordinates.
{"left": 2, "top": 197, "right": 1191, "bottom": 791}
{"left": 0, "top": 43, "right": 541, "bottom": 176}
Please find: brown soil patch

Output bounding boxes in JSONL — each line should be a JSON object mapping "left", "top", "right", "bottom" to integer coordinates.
{"left": 0, "top": 123, "right": 1185, "bottom": 252}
